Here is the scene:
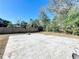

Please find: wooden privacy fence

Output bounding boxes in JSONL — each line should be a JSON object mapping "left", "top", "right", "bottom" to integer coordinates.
{"left": 0, "top": 27, "right": 39, "bottom": 34}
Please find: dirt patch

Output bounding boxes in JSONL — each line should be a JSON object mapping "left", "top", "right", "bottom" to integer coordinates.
{"left": 41, "top": 32, "right": 79, "bottom": 39}
{"left": 0, "top": 35, "right": 9, "bottom": 59}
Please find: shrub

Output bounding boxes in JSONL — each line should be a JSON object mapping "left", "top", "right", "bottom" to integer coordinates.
{"left": 38, "top": 26, "right": 43, "bottom": 32}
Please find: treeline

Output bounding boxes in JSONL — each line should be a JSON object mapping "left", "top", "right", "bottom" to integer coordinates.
{"left": 0, "top": 9, "right": 49, "bottom": 32}
{"left": 0, "top": 18, "right": 11, "bottom": 27}
{"left": 47, "top": 0, "right": 79, "bottom": 35}
{"left": 0, "top": 0, "right": 79, "bottom": 35}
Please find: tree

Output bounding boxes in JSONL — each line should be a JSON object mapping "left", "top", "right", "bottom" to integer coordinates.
{"left": 48, "top": 0, "right": 78, "bottom": 14}
{"left": 16, "top": 20, "right": 21, "bottom": 27}
{"left": 21, "top": 21, "right": 27, "bottom": 28}
{"left": 48, "top": 0, "right": 79, "bottom": 26}
{"left": 7, "top": 22, "right": 13, "bottom": 28}
{"left": 47, "top": 0, "right": 79, "bottom": 35}
{"left": 63, "top": 7, "right": 79, "bottom": 35}
{"left": 0, "top": 18, "right": 4, "bottom": 27}
{"left": 0, "top": 18, "right": 11, "bottom": 27}
{"left": 3, "top": 20, "right": 11, "bottom": 27}
{"left": 31, "top": 19, "right": 40, "bottom": 28}
{"left": 29, "top": 18, "right": 33, "bottom": 27}
{"left": 29, "top": 19, "right": 40, "bottom": 28}
{"left": 39, "top": 8, "right": 50, "bottom": 30}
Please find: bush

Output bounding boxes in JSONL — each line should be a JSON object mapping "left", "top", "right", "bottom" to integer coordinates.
{"left": 38, "top": 26, "right": 43, "bottom": 32}
{"left": 72, "top": 27, "right": 79, "bottom": 35}
{"left": 64, "top": 25, "right": 73, "bottom": 34}
{"left": 46, "top": 24, "right": 52, "bottom": 32}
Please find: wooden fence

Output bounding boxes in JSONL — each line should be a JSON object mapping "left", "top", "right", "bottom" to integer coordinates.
{"left": 0, "top": 27, "right": 39, "bottom": 34}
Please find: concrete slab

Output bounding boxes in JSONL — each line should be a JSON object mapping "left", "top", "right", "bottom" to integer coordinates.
{"left": 2, "top": 34, "right": 79, "bottom": 59}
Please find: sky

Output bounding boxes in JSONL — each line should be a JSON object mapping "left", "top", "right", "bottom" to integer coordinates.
{"left": 0, "top": 0, "right": 51, "bottom": 23}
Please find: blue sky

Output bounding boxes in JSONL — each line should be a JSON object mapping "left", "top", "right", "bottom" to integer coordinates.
{"left": 0, "top": 0, "right": 52, "bottom": 23}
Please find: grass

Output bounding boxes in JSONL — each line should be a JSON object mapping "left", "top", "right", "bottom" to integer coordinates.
{"left": 40, "top": 32, "right": 79, "bottom": 39}
{"left": 0, "top": 35, "right": 9, "bottom": 59}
